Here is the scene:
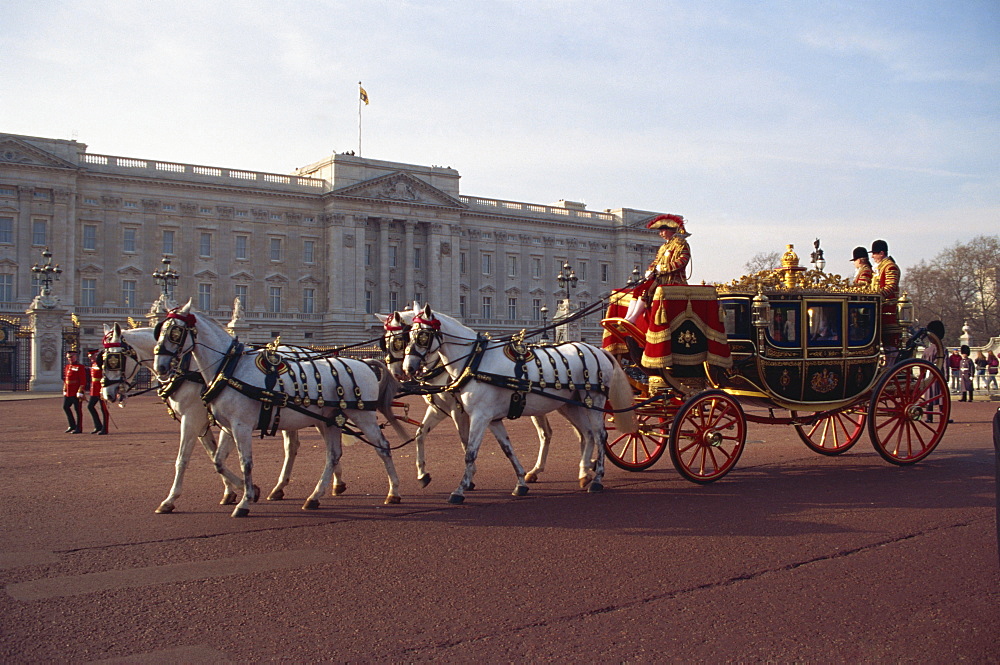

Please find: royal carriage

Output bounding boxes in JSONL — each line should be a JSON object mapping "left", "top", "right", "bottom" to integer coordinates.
{"left": 600, "top": 244, "right": 950, "bottom": 483}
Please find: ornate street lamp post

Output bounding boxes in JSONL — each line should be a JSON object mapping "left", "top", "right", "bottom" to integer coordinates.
{"left": 540, "top": 304, "right": 549, "bottom": 341}
{"left": 625, "top": 266, "right": 643, "bottom": 289}
{"left": 152, "top": 255, "right": 179, "bottom": 302}
{"left": 31, "top": 246, "right": 63, "bottom": 298}
{"left": 556, "top": 261, "right": 578, "bottom": 305}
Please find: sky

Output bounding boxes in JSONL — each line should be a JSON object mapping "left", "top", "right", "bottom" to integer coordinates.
{"left": 1, "top": 0, "right": 997, "bottom": 284}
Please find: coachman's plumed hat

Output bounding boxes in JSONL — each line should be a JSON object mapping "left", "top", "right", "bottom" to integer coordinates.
{"left": 647, "top": 214, "right": 685, "bottom": 231}
{"left": 851, "top": 246, "right": 868, "bottom": 261}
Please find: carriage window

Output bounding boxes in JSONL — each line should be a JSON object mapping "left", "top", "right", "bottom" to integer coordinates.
{"left": 721, "top": 301, "right": 750, "bottom": 339}
{"left": 767, "top": 303, "right": 799, "bottom": 346}
{"left": 847, "top": 303, "right": 876, "bottom": 346}
{"left": 807, "top": 303, "right": 841, "bottom": 346}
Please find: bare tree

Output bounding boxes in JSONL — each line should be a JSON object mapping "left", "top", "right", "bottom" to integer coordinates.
{"left": 743, "top": 251, "right": 782, "bottom": 274}
{"left": 903, "top": 235, "right": 1000, "bottom": 345}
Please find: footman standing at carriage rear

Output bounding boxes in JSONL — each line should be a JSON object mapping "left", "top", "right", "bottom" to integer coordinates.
{"left": 86, "top": 349, "right": 109, "bottom": 435}
{"left": 869, "top": 239, "right": 901, "bottom": 363}
{"left": 62, "top": 350, "right": 88, "bottom": 434}
{"left": 851, "top": 246, "right": 873, "bottom": 287}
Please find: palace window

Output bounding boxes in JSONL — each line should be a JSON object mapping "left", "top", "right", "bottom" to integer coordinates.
{"left": 199, "top": 232, "right": 212, "bottom": 257}
{"left": 268, "top": 286, "right": 281, "bottom": 313}
{"left": 507, "top": 255, "right": 518, "bottom": 278}
{"left": 532, "top": 257, "right": 542, "bottom": 279}
{"left": 32, "top": 219, "right": 47, "bottom": 246}
{"left": 601, "top": 263, "right": 610, "bottom": 283}
{"left": 269, "top": 237, "right": 282, "bottom": 261}
{"left": 0, "top": 274, "right": 13, "bottom": 302}
{"left": 303, "top": 240, "right": 315, "bottom": 264}
{"left": 82, "top": 225, "right": 97, "bottom": 251}
{"left": 365, "top": 290, "right": 373, "bottom": 314}
{"left": 234, "top": 284, "right": 248, "bottom": 310}
{"left": 0, "top": 217, "right": 14, "bottom": 244}
{"left": 302, "top": 288, "right": 315, "bottom": 314}
{"left": 364, "top": 244, "right": 372, "bottom": 267}
{"left": 388, "top": 291, "right": 399, "bottom": 312}
{"left": 481, "top": 252, "right": 492, "bottom": 276}
{"left": 198, "top": 283, "right": 212, "bottom": 311}
{"left": 460, "top": 251, "right": 467, "bottom": 274}
{"left": 122, "top": 228, "right": 136, "bottom": 253}
{"left": 482, "top": 296, "right": 493, "bottom": 319}
{"left": 235, "top": 235, "right": 248, "bottom": 260}
{"left": 459, "top": 295, "right": 467, "bottom": 318}
{"left": 81, "top": 278, "right": 97, "bottom": 307}
{"left": 414, "top": 247, "right": 422, "bottom": 269}
{"left": 122, "top": 280, "right": 137, "bottom": 308}
{"left": 508, "top": 297, "right": 517, "bottom": 319}
{"left": 388, "top": 246, "right": 398, "bottom": 268}
{"left": 532, "top": 298, "right": 541, "bottom": 321}
{"left": 162, "top": 230, "right": 175, "bottom": 255}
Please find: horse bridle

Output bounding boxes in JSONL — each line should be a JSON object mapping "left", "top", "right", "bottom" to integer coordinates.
{"left": 153, "top": 310, "right": 197, "bottom": 374}
{"left": 403, "top": 314, "right": 443, "bottom": 371}
{"left": 100, "top": 334, "right": 142, "bottom": 400}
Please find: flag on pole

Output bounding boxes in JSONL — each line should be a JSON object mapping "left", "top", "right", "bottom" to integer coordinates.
{"left": 359, "top": 83, "right": 369, "bottom": 105}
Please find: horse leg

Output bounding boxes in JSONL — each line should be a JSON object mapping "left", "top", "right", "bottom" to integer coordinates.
{"left": 155, "top": 416, "right": 204, "bottom": 514}
{"left": 524, "top": 415, "right": 552, "bottom": 483}
{"left": 210, "top": 428, "right": 243, "bottom": 505}
{"left": 303, "top": 426, "right": 341, "bottom": 510}
{"left": 229, "top": 423, "right": 259, "bottom": 517}
{"left": 415, "top": 403, "right": 449, "bottom": 488}
{"left": 362, "top": 414, "right": 402, "bottom": 505}
{"left": 268, "top": 430, "right": 300, "bottom": 500}
{"left": 486, "top": 420, "right": 529, "bottom": 497}
{"left": 448, "top": 404, "right": 475, "bottom": 490}
{"left": 589, "top": 412, "right": 607, "bottom": 493}
{"left": 449, "top": 416, "right": 489, "bottom": 504}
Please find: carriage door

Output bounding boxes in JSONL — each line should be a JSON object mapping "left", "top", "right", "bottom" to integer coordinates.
{"left": 803, "top": 301, "right": 846, "bottom": 401}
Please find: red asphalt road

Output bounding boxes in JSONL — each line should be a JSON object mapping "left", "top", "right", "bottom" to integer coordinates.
{"left": 1, "top": 394, "right": 998, "bottom": 662}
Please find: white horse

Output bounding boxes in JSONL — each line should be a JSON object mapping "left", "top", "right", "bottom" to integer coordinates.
{"left": 101, "top": 324, "right": 306, "bottom": 513}
{"left": 377, "top": 308, "right": 579, "bottom": 487}
{"left": 400, "top": 304, "right": 637, "bottom": 503}
{"left": 152, "top": 300, "right": 407, "bottom": 517}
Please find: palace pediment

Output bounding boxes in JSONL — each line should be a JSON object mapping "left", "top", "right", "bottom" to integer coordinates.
{"left": 332, "top": 172, "right": 466, "bottom": 209}
{"left": 193, "top": 269, "right": 220, "bottom": 280}
{"left": 116, "top": 265, "right": 143, "bottom": 277}
{"left": 0, "top": 137, "right": 78, "bottom": 169}
{"left": 230, "top": 271, "right": 254, "bottom": 281}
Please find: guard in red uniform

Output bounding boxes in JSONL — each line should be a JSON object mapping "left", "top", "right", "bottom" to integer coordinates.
{"left": 62, "top": 350, "right": 88, "bottom": 433}
{"left": 86, "top": 349, "right": 109, "bottom": 435}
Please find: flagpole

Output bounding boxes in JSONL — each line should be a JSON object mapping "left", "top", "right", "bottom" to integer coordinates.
{"left": 358, "top": 81, "right": 363, "bottom": 156}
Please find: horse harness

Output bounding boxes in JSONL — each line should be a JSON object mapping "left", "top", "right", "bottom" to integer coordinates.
{"left": 157, "top": 312, "right": 381, "bottom": 436}
{"left": 408, "top": 315, "right": 610, "bottom": 420}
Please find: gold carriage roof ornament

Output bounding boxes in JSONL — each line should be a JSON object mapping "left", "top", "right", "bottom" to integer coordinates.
{"left": 716, "top": 241, "right": 868, "bottom": 296}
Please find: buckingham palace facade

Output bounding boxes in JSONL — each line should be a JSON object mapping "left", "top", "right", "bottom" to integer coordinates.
{"left": 0, "top": 132, "right": 664, "bottom": 348}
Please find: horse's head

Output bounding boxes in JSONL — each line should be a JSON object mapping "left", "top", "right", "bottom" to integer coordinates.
{"left": 377, "top": 310, "right": 415, "bottom": 380}
{"left": 402, "top": 304, "right": 442, "bottom": 379}
{"left": 101, "top": 323, "right": 138, "bottom": 404}
{"left": 153, "top": 299, "right": 197, "bottom": 379}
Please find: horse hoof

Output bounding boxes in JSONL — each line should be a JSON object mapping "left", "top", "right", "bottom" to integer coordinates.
{"left": 267, "top": 489, "right": 284, "bottom": 501}
{"left": 232, "top": 507, "right": 250, "bottom": 518}
{"left": 385, "top": 495, "right": 401, "bottom": 505}
{"left": 333, "top": 483, "right": 347, "bottom": 496}
{"left": 588, "top": 482, "right": 604, "bottom": 493}
{"left": 448, "top": 493, "right": 465, "bottom": 504}
{"left": 468, "top": 482, "right": 476, "bottom": 491}
{"left": 513, "top": 485, "right": 529, "bottom": 497}
{"left": 251, "top": 485, "right": 261, "bottom": 503}
{"left": 525, "top": 471, "right": 538, "bottom": 483}
{"left": 155, "top": 504, "right": 174, "bottom": 514}
{"left": 418, "top": 474, "right": 431, "bottom": 488}
{"left": 579, "top": 476, "right": 592, "bottom": 489}
{"left": 221, "top": 492, "right": 238, "bottom": 506}
{"left": 302, "top": 499, "right": 320, "bottom": 510}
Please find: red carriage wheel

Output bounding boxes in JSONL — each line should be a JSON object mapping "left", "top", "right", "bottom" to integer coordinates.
{"left": 604, "top": 400, "right": 673, "bottom": 471}
{"left": 792, "top": 405, "right": 866, "bottom": 456}
{"left": 867, "top": 359, "right": 950, "bottom": 465}
{"left": 669, "top": 390, "right": 747, "bottom": 484}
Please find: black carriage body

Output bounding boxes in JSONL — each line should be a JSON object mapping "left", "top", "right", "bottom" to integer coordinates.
{"left": 717, "top": 290, "right": 884, "bottom": 411}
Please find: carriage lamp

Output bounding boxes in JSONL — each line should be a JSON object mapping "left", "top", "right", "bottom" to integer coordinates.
{"left": 540, "top": 304, "right": 549, "bottom": 340}
{"left": 752, "top": 291, "right": 770, "bottom": 328}
{"left": 625, "top": 266, "right": 643, "bottom": 288}
{"left": 152, "top": 255, "right": 179, "bottom": 299}
{"left": 809, "top": 239, "right": 826, "bottom": 272}
{"left": 897, "top": 292, "right": 914, "bottom": 327}
{"left": 30, "top": 246, "right": 63, "bottom": 297}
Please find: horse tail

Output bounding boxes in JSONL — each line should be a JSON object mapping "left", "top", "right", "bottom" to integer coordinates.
{"left": 605, "top": 354, "right": 638, "bottom": 434}
{"left": 365, "top": 359, "right": 409, "bottom": 442}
